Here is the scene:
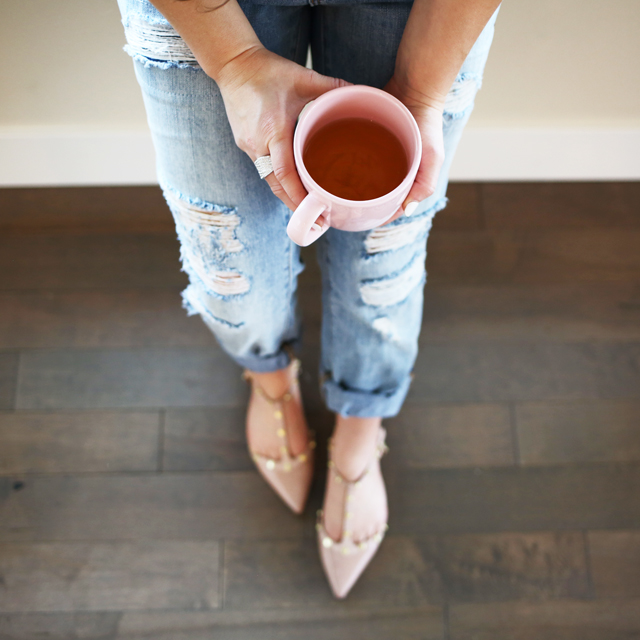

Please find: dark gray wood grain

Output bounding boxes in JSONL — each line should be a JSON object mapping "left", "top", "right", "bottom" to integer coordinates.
{"left": 516, "top": 400, "right": 640, "bottom": 465}
{"left": 589, "top": 531, "right": 640, "bottom": 598}
{"left": 0, "top": 608, "right": 444, "bottom": 640}
{"left": 0, "top": 353, "right": 18, "bottom": 411}
{"left": 482, "top": 182, "right": 640, "bottom": 229}
{"left": 0, "top": 186, "right": 173, "bottom": 235}
{"left": 385, "top": 404, "right": 514, "bottom": 468}
{"left": 389, "top": 463, "right": 640, "bottom": 534}
{"left": 0, "top": 612, "right": 122, "bottom": 640}
{"left": 0, "top": 472, "right": 308, "bottom": 542}
{"left": 0, "top": 540, "right": 219, "bottom": 612}
{"left": 449, "top": 599, "right": 640, "bottom": 640}
{"left": 163, "top": 407, "right": 252, "bottom": 472}
{"left": 0, "top": 411, "right": 160, "bottom": 474}
{"left": 426, "top": 229, "right": 640, "bottom": 285}
{"left": 435, "top": 183, "right": 482, "bottom": 231}
{"left": 223, "top": 537, "right": 436, "bottom": 609}
{"left": 420, "top": 283, "right": 640, "bottom": 342}
{"left": 408, "top": 342, "right": 640, "bottom": 404}
{"left": 0, "top": 291, "right": 215, "bottom": 349}
{"left": 0, "top": 235, "right": 187, "bottom": 291}
{"left": 16, "top": 348, "right": 246, "bottom": 410}
{"left": 413, "top": 532, "right": 589, "bottom": 603}
{"left": 224, "top": 532, "right": 587, "bottom": 609}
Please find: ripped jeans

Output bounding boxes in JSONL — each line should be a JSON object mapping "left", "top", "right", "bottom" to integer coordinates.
{"left": 117, "top": 0, "right": 498, "bottom": 418}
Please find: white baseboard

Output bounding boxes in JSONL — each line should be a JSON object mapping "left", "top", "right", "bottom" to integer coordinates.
{"left": 0, "top": 126, "right": 638, "bottom": 187}
{"left": 452, "top": 128, "right": 640, "bottom": 181}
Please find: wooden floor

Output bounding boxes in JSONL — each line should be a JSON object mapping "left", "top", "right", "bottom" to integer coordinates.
{"left": 0, "top": 182, "right": 639, "bottom": 639}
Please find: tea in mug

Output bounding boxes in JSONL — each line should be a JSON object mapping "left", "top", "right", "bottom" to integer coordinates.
{"left": 302, "top": 117, "right": 408, "bottom": 201}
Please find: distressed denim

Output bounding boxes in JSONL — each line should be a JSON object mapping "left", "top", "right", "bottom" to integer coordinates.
{"left": 117, "top": 0, "right": 498, "bottom": 417}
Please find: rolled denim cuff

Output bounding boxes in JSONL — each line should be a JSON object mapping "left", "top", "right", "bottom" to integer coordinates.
{"left": 322, "top": 375, "right": 413, "bottom": 419}
{"left": 231, "top": 340, "right": 300, "bottom": 374}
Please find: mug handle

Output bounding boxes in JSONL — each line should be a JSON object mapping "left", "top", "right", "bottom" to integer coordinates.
{"left": 287, "top": 194, "right": 329, "bottom": 246}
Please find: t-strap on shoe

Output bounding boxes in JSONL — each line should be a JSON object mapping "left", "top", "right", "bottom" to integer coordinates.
{"left": 316, "top": 426, "right": 389, "bottom": 598}
{"left": 243, "top": 360, "right": 315, "bottom": 514}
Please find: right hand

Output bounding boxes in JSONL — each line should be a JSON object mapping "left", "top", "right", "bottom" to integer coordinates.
{"left": 216, "top": 45, "right": 351, "bottom": 212}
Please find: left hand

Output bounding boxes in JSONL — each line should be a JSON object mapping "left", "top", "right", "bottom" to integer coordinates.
{"left": 382, "top": 76, "right": 446, "bottom": 225}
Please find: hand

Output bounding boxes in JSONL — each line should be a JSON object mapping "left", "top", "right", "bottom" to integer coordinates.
{"left": 382, "top": 76, "right": 446, "bottom": 225}
{"left": 216, "top": 45, "right": 351, "bottom": 211}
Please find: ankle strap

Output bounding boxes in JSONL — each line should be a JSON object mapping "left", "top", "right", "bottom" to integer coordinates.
{"left": 242, "top": 359, "right": 301, "bottom": 405}
{"left": 327, "top": 427, "right": 388, "bottom": 486}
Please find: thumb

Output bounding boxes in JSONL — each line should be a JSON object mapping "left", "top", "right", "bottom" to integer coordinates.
{"left": 402, "top": 142, "right": 444, "bottom": 217}
{"left": 303, "top": 68, "right": 353, "bottom": 99}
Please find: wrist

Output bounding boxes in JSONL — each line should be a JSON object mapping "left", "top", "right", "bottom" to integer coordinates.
{"left": 212, "top": 42, "right": 265, "bottom": 89}
{"left": 386, "top": 74, "right": 446, "bottom": 115}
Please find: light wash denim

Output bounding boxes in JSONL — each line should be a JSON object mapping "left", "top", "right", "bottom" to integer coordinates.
{"left": 117, "top": 0, "right": 498, "bottom": 417}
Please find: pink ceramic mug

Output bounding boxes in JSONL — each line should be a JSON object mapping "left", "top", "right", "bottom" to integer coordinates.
{"left": 287, "top": 85, "right": 422, "bottom": 247}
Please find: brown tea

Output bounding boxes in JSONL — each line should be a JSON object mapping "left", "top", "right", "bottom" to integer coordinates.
{"left": 302, "top": 117, "right": 408, "bottom": 201}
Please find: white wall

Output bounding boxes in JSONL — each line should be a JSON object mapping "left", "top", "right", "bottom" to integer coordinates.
{"left": 1, "top": 0, "right": 639, "bottom": 185}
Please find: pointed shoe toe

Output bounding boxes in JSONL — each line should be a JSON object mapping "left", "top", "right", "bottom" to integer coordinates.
{"left": 317, "top": 523, "right": 384, "bottom": 598}
{"left": 254, "top": 450, "right": 314, "bottom": 514}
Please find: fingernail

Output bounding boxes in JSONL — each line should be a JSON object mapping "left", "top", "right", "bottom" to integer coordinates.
{"left": 404, "top": 201, "right": 419, "bottom": 217}
{"left": 312, "top": 223, "right": 322, "bottom": 232}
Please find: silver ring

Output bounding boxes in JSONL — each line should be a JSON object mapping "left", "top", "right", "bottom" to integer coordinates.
{"left": 254, "top": 155, "right": 273, "bottom": 180}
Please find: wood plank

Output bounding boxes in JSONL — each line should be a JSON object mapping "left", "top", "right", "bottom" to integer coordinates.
{"left": 434, "top": 183, "right": 482, "bottom": 231}
{"left": 0, "top": 235, "right": 186, "bottom": 291}
{"left": 16, "top": 348, "right": 246, "bottom": 410}
{"left": 516, "top": 400, "right": 640, "bottom": 465}
{"left": 1, "top": 283, "right": 638, "bottom": 350}
{"left": 0, "top": 291, "right": 215, "bottom": 349}
{"left": 0, "top": 612, "right": 122, "bottom": 640}
{"left": 0, "top": 608, "right": 444, "bottom": 640}
{"left": 482, "top": 182, "right": 640, "bottom": 229}
{"left": 223, "top": 532, "right": 587, "bottom": 609}
{"left": 0, "top": 540, "right": 219, "bottom": 612}
{"left": 118, "top": 609, "right": 443, "bottom": 640}
{"left": 0, "top": 472, "right": 308, "bottom": 542}
{"left": 0, "top": 352, "right": 18, "bottom": 410}
{"left": 412, "top": 532, "right": 588, "bottom": 602}
{"left": 588, "top": 530, "right": 640, "bottom": 598}
{"left": 426, "top": 229, "right": 640, "bottom": 285}
{"left": 2, "top": 465, "right": 637, "bottom": 544}
{"left": 420, "top": 283, "right": 640, "bottom": 342}
{"left": 163, "top": 407, "right": 252, "bottom": 472}
{"left": 385, "top": 404, "right": 515, "bottom": 468}
{"left": 0, "top": 186, "right": 173, "bottom": 235}
{"left": 408, "top": 342, "right": 640, "bottom": 404}
{"left": 389, "top": 463, "right": 640, "bottom": 534}
{"left": 223, "top": 536, "right": 436, "bottom": 609}
{"left": 0, "top": 411, "right": 160, "bottom": 474}
{"left": 449, "top": 599, "right": 640, "bottom": 640}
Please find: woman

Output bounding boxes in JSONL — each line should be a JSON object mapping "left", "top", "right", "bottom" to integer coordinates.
{"left": 117, "top": 0, "right": 500, "bottom": 598}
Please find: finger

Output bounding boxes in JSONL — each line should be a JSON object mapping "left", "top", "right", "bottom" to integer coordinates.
{"left": 252, "top": 145, "right": 298, "bottom": 211}
{"left": 269, "top": 135, "right": 308, "bottom": 210}
{"left": 381, "top": 206, "right": 405, "bottom": 226}
{"left": 402, "top": 142, "right": 444, "bottom": 216}
{"left": 264, "top": 172, "right": 298, "bottom": 212}
{"left": 301, "top": 69, "right": 353, "bottom": 101}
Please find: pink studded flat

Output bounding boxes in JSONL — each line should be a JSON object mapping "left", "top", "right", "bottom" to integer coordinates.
{"left": 316, "top": 426, "right": 389, "bottom": 598}
{"left": 243, "top": 360, "right": 315, "bottom": 515}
